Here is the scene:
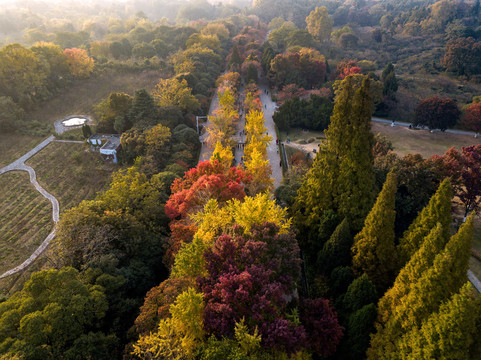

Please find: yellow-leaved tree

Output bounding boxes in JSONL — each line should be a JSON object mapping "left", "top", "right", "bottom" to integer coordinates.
{"left": 133, "top": 288, "right": 205, "bottom": 360}
{"left": 306, "top": 6, "right": 333, "bottom": 42}
{"left": 244, "top": 146, "right": 274, "bottom": 195}
{"left": 211, "top": 141, "right": 234, "bottom": 170}
{"left": 152, "top": 78, "right": 200, "bottom": 114}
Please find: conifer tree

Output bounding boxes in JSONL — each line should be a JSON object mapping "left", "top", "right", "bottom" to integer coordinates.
{"left": 367, "top": 217, "right": 474, "bottom": 360}
{"left": 337, "top": 77, "right": 376, "bottom": 231}
{"left": 317, "top": 218, "right": 352, "bottom": 274}
{"left": 351, "top": 170, "right": 397, "bottom": 291}
{"left": 293, "top": 75, "right": 375, "bottom": 251}
{"left": 398, "top": 178, "right": 452, "bottom": 265}
{"left": 395, "top": 283, "right": 481, "bottom": 360}
{"left": 377, "top": 223, "right": 446, "bottom": 325}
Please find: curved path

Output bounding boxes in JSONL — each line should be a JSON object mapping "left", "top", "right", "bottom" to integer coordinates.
{"left": 0, "top": 135, "right": 59, "bottom": 278}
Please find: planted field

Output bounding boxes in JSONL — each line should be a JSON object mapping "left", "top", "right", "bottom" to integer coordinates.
{"left": 0, "top": 134, "right": 43, "bottom": 168}
{"left": 0, "top": 171, "right": 52, "bottom": 275}
{"left": 26, "top": 142, "right": 118, "bottom": 212}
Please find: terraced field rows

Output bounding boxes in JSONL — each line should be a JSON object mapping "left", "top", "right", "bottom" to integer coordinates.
{"left": 0, "top": 172, "right": 52, "bottom": 274}
{"left": 26, "top": 142, "right": 118, "bottom": 212}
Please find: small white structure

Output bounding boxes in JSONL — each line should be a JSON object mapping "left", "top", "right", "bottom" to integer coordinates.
{"left": 88, "top": 134, "right": 121, "bottom": 163}
{"left": 63, "top": 117, "right": 87, "bottom": 127}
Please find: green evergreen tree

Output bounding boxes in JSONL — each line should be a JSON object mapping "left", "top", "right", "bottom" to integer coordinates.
{"left": 337, "top": 77, "right": 376, "bottom": 232}
{"left": 395, "top": 283, "right": 481, "bottom": 360}
{"left": 398, "top": 178, "right": 453, "bottom": 265}
{"left": 381, "top": 62, "right": 395, "bottom": 82}
{"left": 329, "top": 266, "right": 355, "bottom": 298}
{"left": 128, "top": 89, "right": 159, "bottom": 127}
{"left": 377, "top": 223, "right": 446, "bottom": 326}
{"left": 367, "top": 217, "right": 474, "bottom": 360}
{"left": 383, "top": 72, "right": 398, "bottom": 98}
{"left": 351, "top": 170, "right": 397, "bottom": 291}
{"left": 82, "top": 124, "right": 92, "bottom": 139}
{"left": 344, "top": 303, "right": 377, "bottom": 360}
{"left": 317, "top": 218, "right": 352, "bottom": 275}
{"left": 261, "top": 44, "right": 275, "bottom": 73}
{"left": 293, "top": 75, "right": 375, "bottom": 252}
{"left": 381, "top": 63, "right": 398, "bottom": 98}
{"left": 341, "top": 274, "right": 377, "bottom": 313}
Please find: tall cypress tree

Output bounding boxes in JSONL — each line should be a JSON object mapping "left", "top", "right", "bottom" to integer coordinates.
{"left": 293, "top": 76, "right": 375, "bottom": 253}
{"left": 351, "top": 170, "right": 397, "bottom": 291}
{"left": 367, "top": 217, "right": 474, "bottom": 360}
{"left": 377, "top": 223, "right": 446, "bottom": 325}
{"left": 337, "top": 76, "right": 376, "bottom": 231}
{"left": 396, "top": 283, "right": 481, "bottom": 360}
{"left": 317, "top": 218, "right": 352, "bottom": 275}
{"left": 398, "top": 178, "right": 453, "bottom": 265}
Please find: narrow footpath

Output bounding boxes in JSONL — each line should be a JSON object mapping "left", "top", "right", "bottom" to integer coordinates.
{"left": 199, "top": 92, "right": 220, "bottom": 162}
{"left": 0, "top": 135, "right": 60, "bottom": 278}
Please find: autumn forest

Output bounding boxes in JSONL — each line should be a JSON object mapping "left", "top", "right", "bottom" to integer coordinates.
{"left": 0, "top": 0, "right": 481, "bottom": 359}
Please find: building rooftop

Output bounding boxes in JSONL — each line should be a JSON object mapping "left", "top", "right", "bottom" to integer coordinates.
{"left": 101, "top": 135, "right": 121, "bottom": 150}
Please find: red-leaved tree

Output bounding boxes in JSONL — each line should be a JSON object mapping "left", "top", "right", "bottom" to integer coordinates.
{"left": 414, "top": 96, "right": 460, "bottom": 131}
{"left": 199, "top": 222, "right": 343, "bottom": 356}
{"left": 164, "top": 160, "right": 248, "bottom": 265}
{"left": 442, "top": 145, "right": 481, "bottom": 216}
{"left": 462, "top": 102, "right": 481, "bottom": 134}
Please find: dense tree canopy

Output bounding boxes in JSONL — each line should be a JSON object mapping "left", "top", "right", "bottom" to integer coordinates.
{"left": 0, "top": 268, "right": 117, "bottom": 360}
{"left": 414, "top": 96, "right": 460, "bottom": 131}
{"left": 305, "top": 6, "right": 333, "bottom": 42}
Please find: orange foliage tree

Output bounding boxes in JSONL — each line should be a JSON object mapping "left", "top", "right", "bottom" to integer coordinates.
{"left": 63, "top": 48, "right": 95, "bottom": 78}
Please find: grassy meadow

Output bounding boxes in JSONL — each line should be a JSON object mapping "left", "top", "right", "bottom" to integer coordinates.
{"left": 371, "top": 122, "right": 481, "bottom": 158}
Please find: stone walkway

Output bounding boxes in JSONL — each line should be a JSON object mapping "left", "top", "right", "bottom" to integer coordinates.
{"left": 199, "top": 75, "right": 283, "bottom": 189}
{"left": 258, "top": 75, "right": 283, "bottom": 188}
{"left": 199, "top": 92, "right": 220, "bottom": 162}
{"left": 0, "top": 135, "right": 60, "bottom": 278}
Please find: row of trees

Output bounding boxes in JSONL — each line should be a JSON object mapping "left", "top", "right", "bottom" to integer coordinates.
{"left": 287, "top": 74, "right": 481, "bottom": 359}
{"left": 133, "top": 147, "right": 343, "bottom": 358}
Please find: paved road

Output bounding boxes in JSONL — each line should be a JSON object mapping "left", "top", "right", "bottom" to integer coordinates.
{"left": 0, "top": 135, "right": 60, "bottom": 278}
{"left": 258, "top": 76, "right": 282, "bottom": 189}
{"left": 468, "top": 270, "right": 481, "bottom": 293}
{"left": 372, "top": 117, "right": 478, "bottom": 136}
{"left": 199, "top": 91, "right": 220, "bottom": 162}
